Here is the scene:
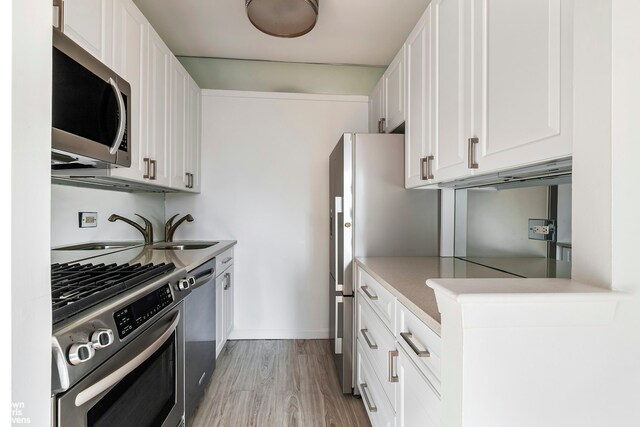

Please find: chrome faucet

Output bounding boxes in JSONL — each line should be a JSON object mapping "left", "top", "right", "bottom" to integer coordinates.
{"left": 165, "top": 214, "right": 194, "bottom": 242}
{"left": 108, "top": 213, "right": 154, "bottom": 245}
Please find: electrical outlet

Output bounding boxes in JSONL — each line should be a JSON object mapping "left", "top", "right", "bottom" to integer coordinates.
{"left": 79, "top": 212, "right": 98, "bottom": 228}
{"left": 528, "top": 219, "right": 556, "bottom": 241}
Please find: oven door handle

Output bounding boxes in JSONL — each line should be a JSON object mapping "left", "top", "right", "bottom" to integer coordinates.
{"left": 74, "top": 311, "right": 180, "bottom": 407}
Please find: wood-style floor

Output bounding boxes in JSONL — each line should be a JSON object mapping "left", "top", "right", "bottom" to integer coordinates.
{"left": 189, "top": 340, "right": 371, "bottom": 427}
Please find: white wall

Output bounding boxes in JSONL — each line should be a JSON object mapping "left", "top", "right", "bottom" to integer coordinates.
{"left": 166, "top": 90, "right": 368, "bottom": 338}
{"left": 178, "top": 57, "right": 385, "bottom": 96}
{"left": 11, "top": 0, "right": 52, "bottom": 424}
{"left": 51, "top": 185, "right": 165, "bottom": 246}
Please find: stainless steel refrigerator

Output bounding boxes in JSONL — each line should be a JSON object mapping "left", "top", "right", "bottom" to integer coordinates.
{"left": 329, "top": 133, "right": 440, "bottom": 393}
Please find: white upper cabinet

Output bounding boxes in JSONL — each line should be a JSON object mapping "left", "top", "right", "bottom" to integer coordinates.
{"left": 110, "top": 0, "right": 147, "bottom": 182}
{"left": 472, "top": 0, "right": 573, "bottom": 173}
{"left": 62, "top": 0, "right": 113, "bottom": 66}
{"left": 405, "top": 6, "right": 433, "bottom": 189}
{"left": 146, "top": 27, "right": 172, "bottom": 187}
{"left": 431, "top": 0, "right": 472, "bottom": 183}
{"left": 170, "top": 58, "right": 189, "bottom": 190}
{"left": 369, "top": 78, "right": 385, "bottom": 133}
{"left": 187, "top": 79, "right": 202, "bottom": 192}
{"left": 384, "top": 46, "right": 406, "bottom": 133}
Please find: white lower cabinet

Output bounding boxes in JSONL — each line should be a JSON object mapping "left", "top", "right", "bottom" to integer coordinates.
{"left": 397, "top": 346, "right": 441, "bottom": 427}
{"left": 356, "top": 265, "right": 441, "bottom": 427}
{"left": 357, "top": 342, "right": 396, "bottom": 427}
{"left": 215, "top": 249, "right": 234, "bottom": 357}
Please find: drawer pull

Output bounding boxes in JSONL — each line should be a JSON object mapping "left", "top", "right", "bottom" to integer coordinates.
{"left": 360, "top": 329, "right": 378, "bottom": 350}
{"left": 388, "top": 350, "right": 399, "bottom": 383}
{"left": 361, "top": 285, "right": 378, "bottom": 301}
{"left": 360, "top": 383, "right": 377, "bottom": 412}
{"left": 400, "top": 332, "right": 431, "bottom": 358}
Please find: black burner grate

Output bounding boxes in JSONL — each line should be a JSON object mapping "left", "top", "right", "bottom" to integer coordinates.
{"left": 51, "top": 261, "right": 175, "bottom": 324}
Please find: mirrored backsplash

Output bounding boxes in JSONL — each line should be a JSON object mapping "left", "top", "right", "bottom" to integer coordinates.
{"left": 454, "top": 182, "right": 572, "bottom": 278}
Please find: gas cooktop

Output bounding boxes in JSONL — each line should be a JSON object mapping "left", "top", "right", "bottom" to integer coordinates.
{"left": 51, "top": 261, "right": 176, "bottom": 324}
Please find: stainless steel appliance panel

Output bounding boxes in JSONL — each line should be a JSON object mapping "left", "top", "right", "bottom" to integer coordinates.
{"left": 56, "top": 302, "right": 185, "bottom": 427}
{"left": 184, "top": 261, "right": 216, "bottom": 421}
{"left": 52, "top": 29, "right": 131, "bottom": 168}
{"left": 353, "top": 133, "right": 440, "bottom": 257}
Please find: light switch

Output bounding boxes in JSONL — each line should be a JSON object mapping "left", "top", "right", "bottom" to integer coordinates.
{"left": 79, "top": 212, "right": 98, "bottom": 228}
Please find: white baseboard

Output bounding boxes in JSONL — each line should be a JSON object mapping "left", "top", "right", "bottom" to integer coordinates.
{"left": 228, "top": 328, "right": 330, "bottom": 340}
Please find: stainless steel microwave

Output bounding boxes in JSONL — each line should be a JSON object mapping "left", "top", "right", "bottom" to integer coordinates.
{"left": 51, "top": 29, "right": 131, "bottom": 169}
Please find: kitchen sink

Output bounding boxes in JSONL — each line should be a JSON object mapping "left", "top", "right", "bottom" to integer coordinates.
{"left": 53, "top": 241, "right": 144, "bottom": 251}
{"left": 151, "top": 241, "right": 219, "bottom": 250}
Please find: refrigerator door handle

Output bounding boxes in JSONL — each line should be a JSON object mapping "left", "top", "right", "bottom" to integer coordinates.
{"left": 334, "top": 295, "right": 343, "bottom": 355}
{"left": 334, "top": 196, "right": 343, "bottom": 293}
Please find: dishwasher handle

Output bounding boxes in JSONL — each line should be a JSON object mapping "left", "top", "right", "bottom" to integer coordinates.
{"left": 191, "top": 268, "right": 215, "bottom": 289}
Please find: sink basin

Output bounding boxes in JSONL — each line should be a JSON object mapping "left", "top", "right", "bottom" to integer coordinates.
{"left": 53, "top": 241, "right": 144, "bottom": 251}
{"left": 151, "top": 241, "right": 219, "bottom": 250}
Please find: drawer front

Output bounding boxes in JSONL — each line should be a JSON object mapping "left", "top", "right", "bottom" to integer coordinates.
{"left": 215, "top": 247, "right": 234, "bottom": 273}
{"left": 358, "top": 294, "right": 398, "bottom": 411}
{"left": 396, "top": 301, "right": 442, "bottom": 392}
{"left": 397, "top": 346, "right": 441, "bottom": 427}
{"left": 357, "top": 341, "right": 396, "bottom": 427}
{"left": 357, "top": 268, "right": 396, "bottom": 334}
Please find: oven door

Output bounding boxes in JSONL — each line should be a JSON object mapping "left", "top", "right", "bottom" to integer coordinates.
{"left": 56, "top": 303, "right": 185, "bottom": 427}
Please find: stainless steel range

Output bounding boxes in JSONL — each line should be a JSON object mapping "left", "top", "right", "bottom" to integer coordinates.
{"left": 51, "top": 260, "right": 194, "bottom": 427}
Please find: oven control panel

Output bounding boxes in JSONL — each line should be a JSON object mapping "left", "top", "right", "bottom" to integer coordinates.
{"left": 114, "top": 284, "right": 174, "bottom": 338}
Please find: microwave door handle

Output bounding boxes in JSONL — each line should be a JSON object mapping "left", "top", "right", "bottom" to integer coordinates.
{"left": 74, "top": 311, "right": 180, "bottom": 407}
{"left": 108, "top": 77, "right": 126, "bottom": 155}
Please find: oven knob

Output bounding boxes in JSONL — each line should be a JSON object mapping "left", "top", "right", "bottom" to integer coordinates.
{"left": 91, "top": 329, "right": 114, "bottom": 350}
{"left": 187, "top": 276, "right": 196, "bottom": 287}
{"left": 177, "top": 278, "right": 190, "bottom": 291}
{"left": 68, "top": 342, "right": 95, "bottom": 365}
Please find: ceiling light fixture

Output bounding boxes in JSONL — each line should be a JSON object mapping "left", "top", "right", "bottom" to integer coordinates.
{"left": 245, "top": 0, "right": 319, "bottom": 38}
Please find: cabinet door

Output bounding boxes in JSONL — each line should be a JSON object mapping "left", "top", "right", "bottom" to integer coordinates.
{"left": 170, "top": 58, "right": 189, "bottom": 190}
{"left": 215, "top": 273, "right": 225, "bottom": 358}
{"left": 223, "top": 267, "right": 234, "bottom": 339}
{"left": 397, "top": 347, "right": 441, "bottom": 427}
{"left": 110, "top": 0, "right": 147, "bottom": 182}
{"left": 187, "top": 79, "right": 202, "bottom": 192}
{"left": 63, "top": 0, "right": 113, "bottom": 65}
{"left": 384, "top": 46, "right": 406, "bottom": 133}
{"left": 369, "top": 78, "right": 385, "bottom": 133}
{"left": 431, "top": 0, "right": 473, "bottom": 182}
{"left": 473, "top": 0, "right": 573, "bottom": 172}
{"left": 146, "top": 27, "right": 172, "bottom": 187}
{"left": 405, "top": 6, "right": 433, "bottom": 188}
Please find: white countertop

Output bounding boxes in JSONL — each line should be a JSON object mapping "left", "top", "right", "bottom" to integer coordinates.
{"left": 51, "top": 240, "right": 237, "bottom": 272}
{"left": 355, "top": 257, "right": 519, "bottom": 335}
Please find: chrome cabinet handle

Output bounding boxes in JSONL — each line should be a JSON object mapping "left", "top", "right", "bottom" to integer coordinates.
{"left": 360, "top": 329, "right": 378, "bottom": 350}
{"left": 150, "top": 159, "right": 157, "bottom": 180}
{"left": 222, "top": 257, "right": 232, "bottom": 265}
{"left": 223, "top": 272, "right": 231, "bottom": 290}
{"left": 361, "top": 285, "right": 378, "bottom": 301}
{"left": 420, "top": 157, "right": 428, "bottom": 180}
{"left": 426, "top": 155, "right": 434, "bottom": 179}
{"left": 189, "top": 173, "right": 194, "bottom": 188}
{"left": 108, "top": 78, "right": 126, "bottom": 155}
{"left": 53, "top": 0, "right": 64, "bottom": 31}
{"left": 468, "top": 137, "right": 479, "bottom": 169}
{"left": 400, "top": 332, "right": 431, "bottom": 358}
{"left": 360, "top": 383, "right": 377, "bottom": 413}
{"left": 185, "top": 172, "right": 190, "bottom": 188}
{"left": 74, "top": 312, "right": 180, "bottom": 406}
{"left": 388, "top": 350, "right": 399, "bottom": 383}
{"left": 143, "top": 158, "right": 150, "bottom": 179}
{"left": 379, "top": 117, "right": 386, "bottom": 133}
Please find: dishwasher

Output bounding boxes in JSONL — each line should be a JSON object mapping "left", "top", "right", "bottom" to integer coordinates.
{"left": 184, "top": 259, "right": 216, "bottom": 422}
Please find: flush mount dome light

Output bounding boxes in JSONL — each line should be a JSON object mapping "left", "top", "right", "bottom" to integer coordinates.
{"left": 246, "top": 0, "right": 319, "bottom": 38}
